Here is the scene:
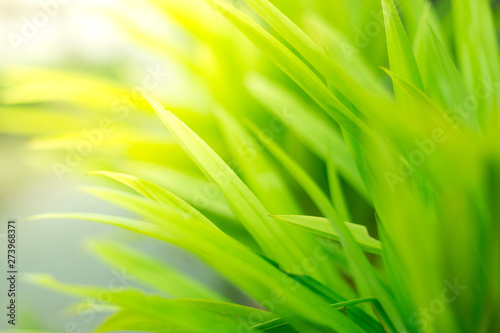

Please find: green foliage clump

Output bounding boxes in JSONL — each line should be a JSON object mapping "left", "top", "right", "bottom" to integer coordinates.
{"left": 4, "top": 0, "right": 500, "bottom": 332}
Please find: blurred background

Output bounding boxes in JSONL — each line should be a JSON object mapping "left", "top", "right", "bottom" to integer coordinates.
{"left": 0, "top": 0, "right": 242, "bottom": 331}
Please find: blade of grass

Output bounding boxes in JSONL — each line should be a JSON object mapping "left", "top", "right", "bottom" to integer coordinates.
{"left": 381, "top": 0, "right": 423, "bottom": 106}
{"left": 327, "top": 149, "right": 352, "bottom": 222}
{"left": 451, "top": 0, "right": 500, "bottom": 128}
{"left": 213, "top": 106, "right": 301, "bottom": 214}
{"left": 86, "top": 240, "right": 228, "bottom": 301}
{"left": 381, "top": 68, "right": 450, "bottom": 125}
{"left": 414, "top": 22, "right": 480, "bottom": 131}
{"left": 271, "top": 215, "right": 381, "bottom": 255}
{"left": 247, "top": 121, "right": 406, "bottom": 332}
{"left": 209, "top": 0, "right": 393, "bottom": 124}
{"left": 290, "top": 275, "right": 385, "bottom": 332}
{"left": 28, "top": 275, "right": 259, "bottom": 333}
{"left": 199, "top": 0, "right": 372, "bottom": 139}
{"left": 96, "top": 309, "right": 169, "bottom": 333}
{"left": 245, "top": 73, "right": 368, "bottom": 200}
{"left": 121, "top": 161, "right": 236, "bottom": 221}
{"left": 253, "top": 297, "right": 384, "bottom": 332}
{"left": 143, "top": 91, "right": 331, "bottom": 276}
{"left": 213, "top": 106, "right": 352, "bottom": 291}
{"left": 97, "top": 299, "right": 280, "bottom": 333}
{"left": 30, "top": 205, "right": 365, "bottom": 333}
{"left": 303, "top": 14, "right": 390, "bottom": 99}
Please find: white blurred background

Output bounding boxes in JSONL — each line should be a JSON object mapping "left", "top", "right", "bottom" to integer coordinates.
{"left": 0, "top": 1, "right": 233, "bottom": 331}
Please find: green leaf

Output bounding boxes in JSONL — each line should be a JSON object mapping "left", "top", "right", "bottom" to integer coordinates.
{"left": 213, "top": 107, "right": 350, "bottom": 288}
{"left": 327, "top": 149, "right": 352, "bottom": 222}
{"left": 31, "top": 209, "right": 364, "bottom": 333}
{"left": 397, "top": 0, "right": 447, "bottom": 47}
{"left": 210, "top": 0, "right": 392, "bottom": 127}
{"left": 142, "top": 91, "right": 321, "bottom": 275}
{"left": 28, "top": 275, "right": 259, "bottom": 333}
{"left": 381, "top": 0, "right": 423, "bottom": 103}
{"left": 381, "top": 68, "right": 447, "bottom": 122}
{"left": 451, "top": 0, "right": 500, "bottom": 127}
{"left": 86, "top": 171, "right": 217, "bottom": 228}
{"left": 271, "top": 215, "right": 381, "bottom": 255}
{"left": 253, "top": 297, "right": 384, "bottom": 332}
{"left": 290, "top": 275, "right": 386, "bottom": 333}
{"left": 303, "top": 14, "right": 390, "bottom": 99}
{"left": 96, "top": 309, "right": 169, "bottom": 333}
{"left": 213, "top": 106, "right": 301, "bottom": 214}
{"left": 376, "top": 221, "right": 415, "bottom": 330}
{"left": 80, "top": 186, "right": 210, "bottom": 236}
{"left": 122, "top": 161, "right": 236, "bottom": 221}
{"left": 97, "top": 299, "right": 279, "bottom": 333}
{"left": 247, "top": 121, "right": 406, "bottom": 332}
{"left": 87, "top": 240, "right": 229, "bottom": 301}
{"left": 32, "top": 167, "right": 367, "bottom": 331}
{"left": 200, "top": 0, "right": 371, "bottom": 138}
{"left": 245, "top": 73, "right": 367, "bottom": 199}
{"left": 88, "top": 170, "right": 256, "bottom": 250}
{"left": 413, "top": 9, "right": 479, "bottom": 132}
